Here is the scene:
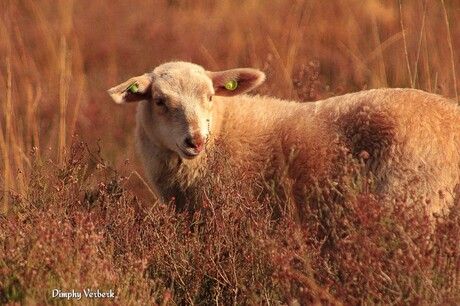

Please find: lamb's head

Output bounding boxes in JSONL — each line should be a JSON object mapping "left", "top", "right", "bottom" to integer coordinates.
{"left": 108, "top": 61, "right": 265, "bottom": 159}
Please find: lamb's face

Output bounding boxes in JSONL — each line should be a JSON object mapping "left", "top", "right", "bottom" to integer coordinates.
{"left": 108, "top": 61, "right": 266, "bottom": 159}
{"left": 147, "top": 63, "right": 214, "bottom": 159}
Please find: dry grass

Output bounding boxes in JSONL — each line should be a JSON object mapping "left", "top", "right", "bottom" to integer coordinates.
{"left": 1, "top": 0, "right": 460, "bottom": 304}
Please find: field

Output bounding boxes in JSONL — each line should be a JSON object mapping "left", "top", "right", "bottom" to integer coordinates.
{"left": 1, "top": 0, "right": 460, "bottom": 304}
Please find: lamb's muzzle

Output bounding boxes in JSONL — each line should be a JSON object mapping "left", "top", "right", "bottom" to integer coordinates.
{"left": 178, "top": 133, "right": 205, "bottom": 158}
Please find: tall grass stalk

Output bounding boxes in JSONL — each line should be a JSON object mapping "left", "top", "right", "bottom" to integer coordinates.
{"left": 267, "top": 36, "right": 297, "bottom": 99}
{"left": 412, "top": 0, "right": 428, "bottom": 88}
{"left": 58, "top": 36, "right": 68, "bottom": 164}
{"left": 1, "top": 56, "right": 11, "bottom": 213}
{"left": 441, "top": 0, "right": 458, "bottom": 103}
{"left": 399, "top": 0, "right": 413, "bottom": 86}
{"left": 370, "top": 14, "right": 388, "bottom": 87}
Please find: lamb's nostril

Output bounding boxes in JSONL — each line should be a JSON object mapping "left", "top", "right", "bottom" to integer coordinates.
{"left": 184, "top": 136, "right": 197, "bottom": 149}
{"left": 184, "top": 134, "right": 204, "bottom": 151}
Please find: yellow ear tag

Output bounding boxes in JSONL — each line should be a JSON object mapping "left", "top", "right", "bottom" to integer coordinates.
{"left": 127, "top": 83, "right": 139, "bottom": 93}
{"left": 225, "top": 80, "right": 238, "bottom": 91}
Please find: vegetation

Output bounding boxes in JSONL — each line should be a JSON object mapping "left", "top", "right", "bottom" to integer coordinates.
{"left": 1, "top": 0, "right": 459, "bottom": 304}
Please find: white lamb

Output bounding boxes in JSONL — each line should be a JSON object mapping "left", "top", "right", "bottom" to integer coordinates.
{"left": 108, "top": 61, "right": 460, "bottom": 216}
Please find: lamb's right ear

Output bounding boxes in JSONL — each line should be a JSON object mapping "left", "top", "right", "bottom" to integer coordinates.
{"left": 107, "top": 73, "right": 153, "bottom": 104}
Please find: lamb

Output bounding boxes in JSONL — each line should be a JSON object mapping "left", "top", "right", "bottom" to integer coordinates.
{"left": 108, "top": 61, "right": 460, "bottom": 217}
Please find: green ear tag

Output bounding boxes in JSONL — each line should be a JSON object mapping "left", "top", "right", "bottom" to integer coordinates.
{"left": 225, "top": 80, "right": 238, "bottom": 91}
{"left": 127, "top": 83, "right": 139, "bottom": 93}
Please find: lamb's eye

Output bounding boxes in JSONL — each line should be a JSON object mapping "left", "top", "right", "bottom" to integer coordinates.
{"left": 155, "top": 98, "right": 166, "bottom": 106}
{"left": 208, "top": 95, "right": 213, "bottom": 102}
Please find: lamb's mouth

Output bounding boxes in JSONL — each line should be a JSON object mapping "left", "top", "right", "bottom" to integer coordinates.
{"left": 176, "top": 143, "right": 200, "bottom": 159}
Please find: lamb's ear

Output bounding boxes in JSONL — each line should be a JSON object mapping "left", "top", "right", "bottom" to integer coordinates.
{"left": 206, "top": 68, "right": 265, "bottom": 96}
{"left": 107, "top": 73, "right": 153, "bottom": 104}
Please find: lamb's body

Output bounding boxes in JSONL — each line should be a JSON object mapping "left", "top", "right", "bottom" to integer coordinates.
{"left": 137, "top": 88, "right": 460, "bottom": 215}
{"left": 109, "top": 62, "right": 460, "bottom": 216}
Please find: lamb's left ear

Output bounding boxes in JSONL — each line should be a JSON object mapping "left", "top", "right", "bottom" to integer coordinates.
{"left": 107, "top": 73, "right": 153, "bottom": 104}
{"left": 206, "top": 68, "right": 265, "bottom": 96}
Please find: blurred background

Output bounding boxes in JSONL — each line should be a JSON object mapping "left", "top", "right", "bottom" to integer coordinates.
{"left": 1, "top": 0, "right": 459, "bottom": 204}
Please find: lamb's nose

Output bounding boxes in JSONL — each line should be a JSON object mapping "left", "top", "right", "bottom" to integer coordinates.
{"left": 184, "top": 134, "right": 204, "bottom": 151}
